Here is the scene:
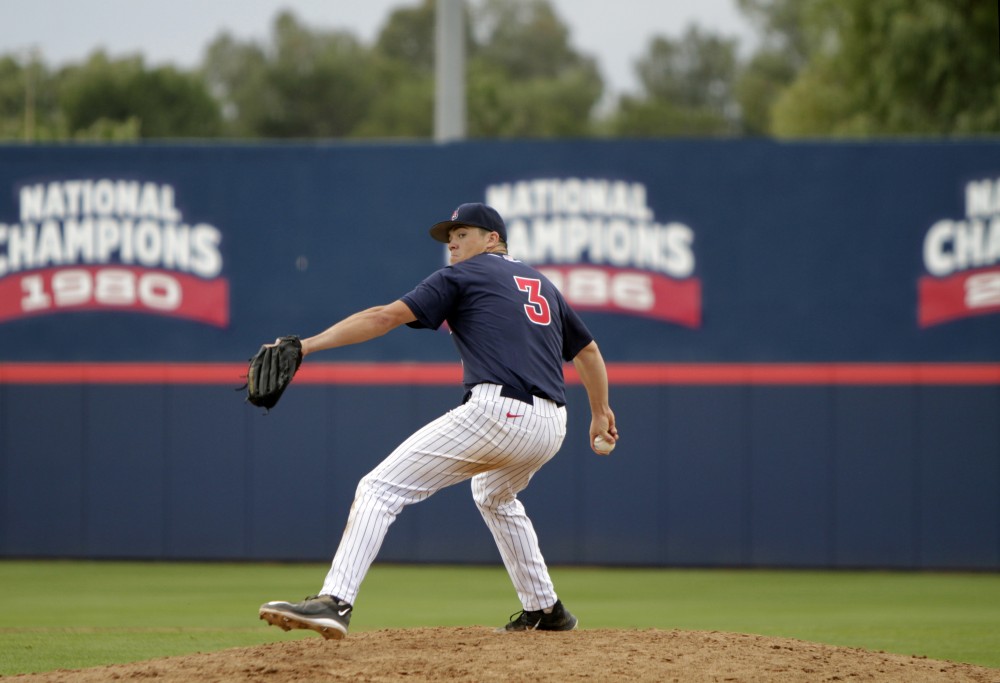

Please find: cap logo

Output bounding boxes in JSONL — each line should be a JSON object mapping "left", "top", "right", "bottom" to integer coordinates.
{"left": 451, "top": 209, "right": 460, "bottom": 220}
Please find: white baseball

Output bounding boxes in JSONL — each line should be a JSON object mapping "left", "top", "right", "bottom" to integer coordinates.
{"left": 593, "top": 435, "right": 616, "bottom": 454}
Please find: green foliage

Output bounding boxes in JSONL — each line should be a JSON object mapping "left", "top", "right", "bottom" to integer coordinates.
{"left": 58, "top": 52, "right": 222, "bottom": 139}
{"left": 375, "top": 0, "right": 440, "bottom": 72}
{"left": 611, "top": 96, "right": 737, "bottom": 138}
{"left": 736, "top": 0, "right": 811, "bottom": 64}
{"left": 2, "top": 0, "right": 997, "bottom": 140}
{"left": 0, "top": 55, "right": 34, "bottom": 139}
{"left": 352, "top": 59, "right": 434, "bottom": 138}
{"left": 363, "top": 0, "right": 439, "bottom": 138}
{"left": 608, "top": 26, "right": 740, "bottom": 137}
{"left": 732, "top": 0, "right": 811, "bottom": 136}
{"left": 468, "top": 61, "right": 601, "bottom": 138}
{"left": 473, "top": 0, "right": 583, "bottom": 80}
{"left": 204, "top": 11, "right": 380, "bottom": 138}
{"left": 772, "top": 0, "right": 1000, "bottom": 137}
{"left": 0, "top": 51, "right": 68, "bottom": 141}
{"left": 201, "top": 1, "right": 602, "bottom": 140}
{"left": 734, "top": 49, "right": 799, "bottom": 135}
{"left": 637, "top": 29, "right": 738, "bottom": 111}
{"left": 464, "top": 0, "right": 604, "bottom": 137}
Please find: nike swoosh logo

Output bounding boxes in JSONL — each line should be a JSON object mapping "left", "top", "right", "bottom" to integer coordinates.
{"left": 338, "top": 608, "right": 351, "bottom": 616}
{"left": 506, "top": 412, "right": 523, "bottom": 418}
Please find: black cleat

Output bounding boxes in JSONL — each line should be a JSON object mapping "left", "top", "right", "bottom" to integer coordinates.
{"left": 497, "top": 599, "right": 578, "bottom": 632}
{"left": 259, "top": 594, "right": 352, "bottom": 640}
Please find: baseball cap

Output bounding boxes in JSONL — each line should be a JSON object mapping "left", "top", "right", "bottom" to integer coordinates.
{"left": 429, "top": 203, "right": 508, "bottom": 243}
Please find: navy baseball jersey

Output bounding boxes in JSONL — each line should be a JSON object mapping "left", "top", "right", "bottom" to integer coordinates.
{"left": 401, "top": 252, "right": 593, "bottom": 405}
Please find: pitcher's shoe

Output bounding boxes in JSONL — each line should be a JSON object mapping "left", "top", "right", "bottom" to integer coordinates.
{"left": 259, "top": 594, "right": 352, "bottom": 640}
{"left": 497, "top": 599, "right": 578, "bottom": 632}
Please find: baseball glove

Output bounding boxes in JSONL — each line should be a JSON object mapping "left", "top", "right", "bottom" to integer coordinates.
{"left": 246, "top": 336, "right": 303, "bottom": 411}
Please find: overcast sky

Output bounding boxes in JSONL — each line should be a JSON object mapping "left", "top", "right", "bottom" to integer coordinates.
{"left": 1, "top": 0, "right": 758, "bottom": 97}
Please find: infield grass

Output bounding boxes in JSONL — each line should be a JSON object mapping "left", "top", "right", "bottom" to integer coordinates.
{"left": 1, "top": 560, "right": 998, "bottom": 675}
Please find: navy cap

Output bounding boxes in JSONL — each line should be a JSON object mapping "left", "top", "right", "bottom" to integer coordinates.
{"left": 429, "top": 203, "right": 508, "bottom": 243}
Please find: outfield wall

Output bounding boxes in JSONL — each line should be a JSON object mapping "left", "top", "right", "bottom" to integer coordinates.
{"left": 1, "top": 141, "right": 998, "bottom": 569}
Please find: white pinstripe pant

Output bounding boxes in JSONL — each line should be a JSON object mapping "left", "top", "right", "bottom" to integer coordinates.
{"left": 320, "top": 383, "right": 567, "bottom": 611}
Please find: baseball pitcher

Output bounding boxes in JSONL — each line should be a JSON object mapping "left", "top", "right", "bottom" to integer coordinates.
{"left": 259, "top": 202, "right": 618, "bottom": 638}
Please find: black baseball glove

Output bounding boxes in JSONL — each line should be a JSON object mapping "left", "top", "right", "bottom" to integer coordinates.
{"left": 246, "top": 336, "right": 303, "bottom": 411}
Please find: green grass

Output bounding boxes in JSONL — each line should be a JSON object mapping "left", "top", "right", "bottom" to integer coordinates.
{"left": 1, "top": 560, "right": 998, "bottom": 675}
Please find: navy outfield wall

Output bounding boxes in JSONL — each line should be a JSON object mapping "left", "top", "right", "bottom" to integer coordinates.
{"left": 0, "top": 140, "right": 998, "bottom": 568}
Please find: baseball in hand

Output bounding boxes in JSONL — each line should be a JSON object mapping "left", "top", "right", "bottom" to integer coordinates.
{"left": 593, "top": 435, "right": 616, "bottom": 454}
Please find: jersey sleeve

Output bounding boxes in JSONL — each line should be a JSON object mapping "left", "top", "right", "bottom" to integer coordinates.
{"left": 400, "top": 267, "right": 460, "bottom": 331}
{"left": 559, "top": 298, "right": 594, "bottom": 361}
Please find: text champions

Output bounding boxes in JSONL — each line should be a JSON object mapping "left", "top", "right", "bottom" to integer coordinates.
{"left": 487, "top": 178, "right": 701, "bottom": 327}
{"left": 918, "top": 176, "right": 1000, "bottom": 327}
{"left": 0, "top": 179, "right": 229, "bottom": 327}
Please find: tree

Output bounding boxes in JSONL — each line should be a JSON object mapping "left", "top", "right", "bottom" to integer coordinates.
{"left": 58, "top": 52, "right": 222, "bottom": 139}
{"left": 374, "top": 0, "right": 440, "bottom": 71}
{"left": 5, "top": 1, "right": 603, "bottom": 141}
{"left": 360, "top": 0, "right": 440, "bottom": 138}
{"left": 0, "top": 51, "right": 66, "bottom": 141}
{"left": 203, "top": 11, "right": 379, "bottom": 138}
{"left": 200, "top": 33, "right": 272, "bottom": 137}
{"left": 770, "top": 0, "right": 1000, "bottom": 136}
{"left": 609, "top": 25, "right": 740, "bottom": 137}
{"left": 363, "top": 0, "right": 602, "bottom": 139}
{"left": 363, "top": 0, "right": 606, "bottom": 139}
{"left": 737, "top": 0, "right": 811, "bottom": 64}
{"left": 472, "top": 0, "right": 584, "bottom": 80}
{"left": 467, "top": 0, "right": 603, "bottom": 137}
{"left": 733, "top": 0, "right": 810, "bottom": 135}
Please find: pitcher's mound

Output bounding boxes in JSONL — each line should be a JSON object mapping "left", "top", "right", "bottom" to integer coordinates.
{"left": 11, "top": 627, "right": 997, "bottom": 682}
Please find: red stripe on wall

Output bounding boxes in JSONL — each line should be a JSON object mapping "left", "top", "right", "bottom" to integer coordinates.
{"left": 1, "top": 362, "right": 999, "bottom": 385}
{"left": 598, "top": 363, "right": 1000, "bottom": 385}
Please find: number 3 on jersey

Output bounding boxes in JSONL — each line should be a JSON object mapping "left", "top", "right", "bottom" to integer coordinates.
{"left": 514, "top": 276, "right": 551, "bottom": 325}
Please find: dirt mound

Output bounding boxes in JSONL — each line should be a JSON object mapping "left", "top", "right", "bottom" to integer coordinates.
{"left": 7, "top": 628, "right": 997, "bottom": 682}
